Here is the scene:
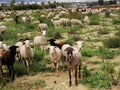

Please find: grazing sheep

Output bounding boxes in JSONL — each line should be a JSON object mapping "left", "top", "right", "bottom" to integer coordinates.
{"left": 47, "top": 39, "right": 66, "bottom": 49}
{"left": 0, "top": 45, "right": 18, "bottom": 81}
{"left": 0, "top": 25, "right": 7, "bottom": 35}
{"left": 70, "top": 19, "right": 83, "bottom": 26}
{"left": 38, "top": 23, "right": 48, "bottom": 32}
{"left": 34, "top": 30, "right": 47, "bottom": 49}
{"left": 83, "top": 15, "right": 90, "bottom": 25}
{"left": 65, "top": 47, "right": 82, "bottom": 86}
{"left": 51, "top": 19, "right": 62, "bottom": 28}
{"left": 49, "top": 46, "right": 62, "bottom": 72}
{"left": 20, "top": 39, "right": 34, "bottom": 72}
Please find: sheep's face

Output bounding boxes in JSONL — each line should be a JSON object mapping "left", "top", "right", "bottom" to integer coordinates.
{"left": 24, "top": 40, "right": 31, "bottom": 47}
{"left": 74, "top": 41, "right": 83, "bottom": 50}
{"left": 49, "top": 46, "right": 56, "bottom": 55}
{"left": 41, "top": 30, "right": 46, "bottom": 36}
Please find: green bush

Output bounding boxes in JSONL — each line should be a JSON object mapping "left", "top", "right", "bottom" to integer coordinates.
{"left": 81, "top": 48, "right": 96, "bottom": 57}
{"left": 82, "top": 66, "right": 91, "bottom": 78}
{"left": 34, "top": 79, "right": 46, "bottom": 87}
{"left": 98, "top": 47, "right": 115, "bottom": 59}
{"left": 112, "top": 18, "right": 120, "bottom": 24}
{"left": 47, "top": 28, "right": 62, "bottom": 39}
{"left": 34, "top": 49, "right": 45, "bottom": 62}
{"left": 98, "top": 28, "right": 110, "bottom": 35}
{"left": 103, "top": 37, "right": 120, "bottom": 48}
{"left": 14, "top": 62, "right": 27, "bottom": 76}
{"left": 82, "top": 71, "right": 112, "bottom": 89}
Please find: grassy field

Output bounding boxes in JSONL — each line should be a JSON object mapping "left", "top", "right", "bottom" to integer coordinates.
{"left": 0, "top": 8, "right": 120, "bottom": 90}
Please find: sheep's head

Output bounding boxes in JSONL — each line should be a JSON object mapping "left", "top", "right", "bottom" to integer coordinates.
{"left": 74, "top": 41, "right": 83, "bottom": 50}
{"left": 65, "top": 47, "right": 74, "bottom": 62}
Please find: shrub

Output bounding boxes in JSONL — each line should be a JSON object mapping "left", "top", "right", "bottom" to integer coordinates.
{"left": 34, "top": 79, "right": 46, "bottom": 87}
{"left": 112, "top": 18, "right": 120, "bottom": 24}
{"left": 34, "top": 49, "right": 45, "bottom": 62}
{"left": 98, "top": 46, "right": 115, "bottom": 59}
{"left": 82, "top": 65, "right": 91, "bottom": 78}
{"left": 14, "top": 62, "right": 27, "bottom": 76}
{"left": 82, "top": 71, "right": 112, "bottom": 89}
{"left": 47, "top": 28, "right": 62, "bottom": 39}
{"left": 81, "top": 48, "right": 96, "bottom": 57}
{"left": 103, "top": 37, "right": 120, "bottom": 48}
{"left": 98, "top": 28, "right": 110, "bottom": 35}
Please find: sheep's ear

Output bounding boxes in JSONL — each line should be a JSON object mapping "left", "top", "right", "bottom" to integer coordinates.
{"left": 23, "top": 41, "right": 25, "bottom": 45}
{"left": 74, "top": 42, "right": 77, "bottom": 45}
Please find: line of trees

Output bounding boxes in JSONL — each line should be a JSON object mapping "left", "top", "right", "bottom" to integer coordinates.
{"left": 0, "top": 1, "right": 58, "bottom": 10}
{"left": 98, "top": 0, "right": 117, "bottom": 5}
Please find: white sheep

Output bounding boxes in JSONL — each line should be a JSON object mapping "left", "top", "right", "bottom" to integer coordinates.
{"left": 15, "top": 39, "right": 24, "bottom": 61}
{"left": 38, "top": 23, "right": 48, "bottom": 32}
{"left": 20, "top": 39, "right": 34, "bottom": 72}
{"left": 34, "top": 30, "right": 47, "bottom": 49}
{"left": 83, "top": 15, "right": 90, "bottom": 25}
{"left": 49, "top": 46, "right": 62, "bottom": 72}
{"left": 70, "top": 19, "right": 83, "bottom": 26}
{"left": 0, "top": 25, "right": 7, "bottom": 35}
{"left": 51, "top": 19, "right": 62, "bottom": 28}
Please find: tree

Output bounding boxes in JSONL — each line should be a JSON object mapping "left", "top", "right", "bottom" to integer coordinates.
{"left": 98, "top": 0, "right": 104, "bottom": 5}
{"left": 10, "top": 0, "right": 15, "bottom": 10}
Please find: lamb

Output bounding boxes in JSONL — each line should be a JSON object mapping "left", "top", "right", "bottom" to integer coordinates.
{"left": 34, "top": 30, "right": 47, "bottom": 49}
{"left": 65, "top": 47, "right": 82, "bottom": 86}
{"left": 0, "top": 45, "right": 18, "bottom": 81}
{"left": 38, "top": 23, "right": 48, "bottom": 32}
{"left": 83, "top": 15, "right": 90, "bottom": 25}
{"left": 49, "top": 46, "right": 62, "bottom": 72}
{"left": 0, "top": 25, "right": 7, "bottom": 35}
{"left": 20, "top": 39, "right": 34, "bottom": 72}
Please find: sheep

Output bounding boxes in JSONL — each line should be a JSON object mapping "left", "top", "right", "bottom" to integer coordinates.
{"left": 62, "top": 41, "right": 83, "bottom": 60}
{"left": 70, "top": 19, "right": 83, "bottom": 26}
{"left": 49, "top": 46, "right": 62, "bottom": 72}
{"left": 34, "top": 30, "right": 47, "bottom": 49}
{"left": 15, "top": 39, "right": 24, "bottom": 61}
{"left": 83, "top": 15, "right": 90, "bottom": 25}
{"left": 20, "top": 39, "right": 34, "bottom": 72}
{"left": 65, "top": 47, "right": 82, "bottom": 86}
{"left": 61, "top": 41, "right": 83, "bottom": 69}
{"left": 47, "top": 38, "right": 66, "bottom": 49}
{"left": 0, "top": 41, "right": 8, "bottom": 50}
{"left": 38, "top": 23, "right": 48, "bottom": 32}
{"left": 0, "top": 45, "right": 18, "bottom": 81}
{"left": 51, "top": 19, "right": 62, "bottom": 28}
{"left": 21, "top": 16, "right": 30, "bottom": 23}
{"left": 0, "top": 25, "right": 7, "bottom": 35}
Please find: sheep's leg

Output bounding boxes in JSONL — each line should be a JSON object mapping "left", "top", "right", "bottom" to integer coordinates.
{"left": 0, "top": 68, "right": 2, "bottom": 79}
{"left": 7, "top": 65, "right": 12, "bottom": 76}
{"left": 78, "top": 65, "right": 82, "bottom": 79}
{"left": 68, "top": 69, "right": 72, "bottom": 86}
{"left": 25, "top": 60, "right": 29, "bottom": 72}
{"left": 11, "top": 64, "right": 15, "bottom": 81}
{"left": 75, "top": 68, "right": 78, "bottom": 86}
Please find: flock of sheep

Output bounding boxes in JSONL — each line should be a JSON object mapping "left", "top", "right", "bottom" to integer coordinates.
{"left": 0, "top": 5, "right": 120, "bottom": 86}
